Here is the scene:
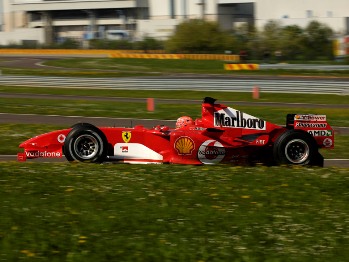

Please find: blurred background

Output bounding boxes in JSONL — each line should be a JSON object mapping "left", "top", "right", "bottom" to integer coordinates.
{"left": 0, "top": 0, "right": 348, "bottom": 62}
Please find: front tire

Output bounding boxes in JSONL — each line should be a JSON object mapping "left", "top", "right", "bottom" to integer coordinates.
{"left": 64, "top": 125, "right": 107, "bottom": 163}
{"left": 273, "top": 130, "right": 318, "bottom": 166}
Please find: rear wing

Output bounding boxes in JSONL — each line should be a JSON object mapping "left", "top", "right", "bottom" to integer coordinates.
{"left": 199, "top": 97, "right": 281, "bottom": 132}
{"left": 286, "top": 114, "right": 334, "bottom": 149}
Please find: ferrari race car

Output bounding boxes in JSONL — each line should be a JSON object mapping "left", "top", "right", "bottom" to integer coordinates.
{"left": 18, "top": 97, "right": 334, "bottom": 166}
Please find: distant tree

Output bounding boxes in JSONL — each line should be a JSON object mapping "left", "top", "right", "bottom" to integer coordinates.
{"left": 45, "top": 38, "right": 80, "bottom": 49}
{"left": 279, "top": 25, "right": 304, "bottom": 60}
{"left": 302, "top": 21, "right": 333, "bottom": 59}
{"left": 250, "top": 20, "right": 334, "bottom": 61}
{"left": 134, "top": 37, "right": 164, "bottom": 52}
{"left": 165, "top": 19, "right": 236, "bottom": 53}
{"left": 89, "top": 39, "right": 133, "bottom": 50}
{"left": 261, "top": 20, "right": 282, "bottom": 52}
{"left": 233, "top": 23, "right": 259, "bottom": 59}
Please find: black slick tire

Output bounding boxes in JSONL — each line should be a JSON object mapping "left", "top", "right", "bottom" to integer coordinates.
{"left": 273, "top": 129, "right": 318, "bottom": 166}
{"left": 63, "top": 124, "right": 108, "bottom": 163}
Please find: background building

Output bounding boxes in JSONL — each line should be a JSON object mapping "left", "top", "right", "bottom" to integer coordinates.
{"left": 0, "top": 0, "right": 348, "bottom": 46}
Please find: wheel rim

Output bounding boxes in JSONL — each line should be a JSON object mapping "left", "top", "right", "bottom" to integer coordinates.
{"left": 73, "top": 134, "right": 99, "bottom": 160}
{"left": 285, "top": 139, "right": 310, "bottom": 164}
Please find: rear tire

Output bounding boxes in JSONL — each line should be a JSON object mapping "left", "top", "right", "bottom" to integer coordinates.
{"left": 64, "top": 124, "right": 107, "bottom": 163}
{"left": 273, "top": 130, "right": 318, "bottom": 166}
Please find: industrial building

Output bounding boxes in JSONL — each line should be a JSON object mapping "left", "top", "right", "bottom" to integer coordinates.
{"left": 0, "top": 0, "right": 348, "bottom": 46}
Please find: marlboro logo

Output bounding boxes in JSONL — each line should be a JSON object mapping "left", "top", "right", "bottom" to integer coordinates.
{"left": 214, "top": 108, "right": 266, "bottom": 130}
{"left": 121, "top": 146, "right": 128, "bottom": 153}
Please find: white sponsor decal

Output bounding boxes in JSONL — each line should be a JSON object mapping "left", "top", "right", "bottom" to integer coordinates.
{"left": 295, "top": 115, "right": 326, "bottom": 121}
{"left": 255, "top": 139, "right": 266, "bottom": 145}
{"left": 198, "top": 140, "right": 225, "bottom": 164}
{"left": 26, "top": 151, "right": 62, "bottom": 158}
{"left": 114, "top": 143, "right": 163, "bottom": 161}
{"left": 214, "top": 108, "right": 266, "bottom": 130}
{"left": 308, "top": 130, "right": 333, "bottom": 137}
{"left": 296, "top": 122, "right": 327, "bottom": 128}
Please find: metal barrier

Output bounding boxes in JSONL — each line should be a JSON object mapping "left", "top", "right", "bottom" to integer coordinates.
{"left": 224, "top": 63, "right": 259, "bottom": 70}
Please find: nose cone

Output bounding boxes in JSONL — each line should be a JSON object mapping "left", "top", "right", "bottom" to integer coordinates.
{"left": 18, "top": 129, "right": 71, "bottom": 161}
{"left": 18, "top": 129, "right": 70, "bottom": 150}
{"left": 19, "top": 137, "right": 38, "bottom": 149}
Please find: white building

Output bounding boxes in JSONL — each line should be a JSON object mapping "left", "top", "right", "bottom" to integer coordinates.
{"left": 0, "top": 0, "right": 348, "bottom": 46}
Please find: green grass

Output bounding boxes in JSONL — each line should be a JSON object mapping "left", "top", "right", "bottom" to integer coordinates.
{"left": 0, "top": 163, "right": 348, "bottom": 261}
{"left": 1, "top": 97, "right": 348, "bottom": 126}
{"left": 1, "top": 86, "right": 348, "bottom": 105}
{"left": 45, "top": 58, "right": 226, "bottom": 73}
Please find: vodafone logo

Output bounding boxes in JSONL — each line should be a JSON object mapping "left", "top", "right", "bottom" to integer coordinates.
{"left": 57, "top": 134, "right": 66, "bottom": 143}
{"left": 198, "top": 140, "right": 225, "bottom": 164}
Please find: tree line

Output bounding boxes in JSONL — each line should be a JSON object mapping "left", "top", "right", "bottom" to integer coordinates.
{"left": 1, "top": 19, "right": 344, "bottom": 62}
{"left": 165, "top": 19, "right": 336, "bottom": 62}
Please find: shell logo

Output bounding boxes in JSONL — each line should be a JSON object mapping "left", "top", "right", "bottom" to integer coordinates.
{"left": 175, "top": 137, "right": 195, "bottom": 155}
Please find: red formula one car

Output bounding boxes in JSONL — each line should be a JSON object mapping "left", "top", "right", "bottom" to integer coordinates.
{"left": 18, "top": 97, "right": 334, "bottom": 166}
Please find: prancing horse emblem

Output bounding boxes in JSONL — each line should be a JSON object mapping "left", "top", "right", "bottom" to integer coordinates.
{"left": 122, "top": 131, "right": 131, "bottom": 143}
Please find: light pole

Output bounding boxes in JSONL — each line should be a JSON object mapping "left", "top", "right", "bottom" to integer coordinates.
{"left": 182, "top": 0, "right": 187, "bottom": 19}
{"left": 202, "top": 0, "right": 206, "bottom": 20}
{"left": 0, "top": 0, "right": 3, "bottom": 31}
{"left": 197, "top": 0, "right": 206, "bottom": 20}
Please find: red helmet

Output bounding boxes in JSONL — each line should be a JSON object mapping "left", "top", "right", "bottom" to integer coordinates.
{"left": 176, "top": 116, "right": 194, "bottom": 129}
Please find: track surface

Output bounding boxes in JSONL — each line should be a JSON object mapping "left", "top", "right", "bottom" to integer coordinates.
{"left": 1, "top": 75, "right": 348, "bottom": 95}
{"left": 1, "top": 56, "right": 349, "bottom": 71}
{"left": 1, "top": 93, "right": 348, "bottom": 109}
{"left": 1, "top": 56, "right": 349, "bottom": 95}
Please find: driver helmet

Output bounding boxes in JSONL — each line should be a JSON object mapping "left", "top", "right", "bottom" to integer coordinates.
{"left": 176, "top": 116, "right": 194, "bottom": 129}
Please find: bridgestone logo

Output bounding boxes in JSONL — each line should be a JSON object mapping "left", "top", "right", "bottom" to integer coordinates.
{"left": 214, "top": 111, "right": 266, "bottom": 130}
{"left": 295, "top": 122, "right": 327, "bottom": 128}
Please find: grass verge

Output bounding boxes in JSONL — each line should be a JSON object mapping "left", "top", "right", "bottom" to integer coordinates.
{"left": 0, "top": 163, "right": 348, "bottom": 261}
{"left": 1, "top": 98, "right": 348, "bottom": 126}
{"left": 1, "top": 86, "right": 349, "bottom": 105}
